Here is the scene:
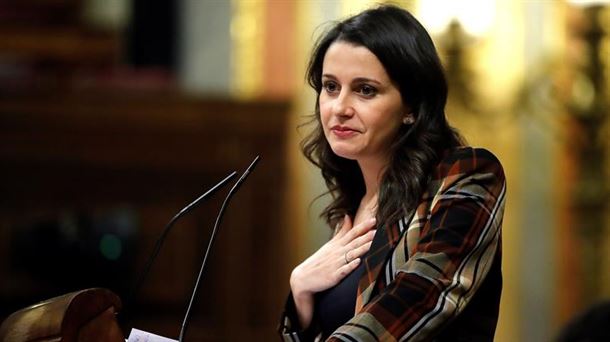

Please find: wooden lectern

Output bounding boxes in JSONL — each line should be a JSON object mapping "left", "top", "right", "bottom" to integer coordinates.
{"left": 0, "top": 288, "right": 124, "bottom": 342}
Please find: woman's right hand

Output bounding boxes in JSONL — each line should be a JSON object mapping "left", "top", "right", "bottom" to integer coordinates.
{"left": 289, "top": 215, "right": 377, "bottom": 329}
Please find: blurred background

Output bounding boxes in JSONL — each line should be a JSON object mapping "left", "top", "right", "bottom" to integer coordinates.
{"left": 0, "top": 0, "right": 608, "bottom": 341}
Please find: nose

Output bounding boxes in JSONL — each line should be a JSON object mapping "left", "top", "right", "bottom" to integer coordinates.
{"left": 332, "top": 91, "right": 355, "bottom": 117}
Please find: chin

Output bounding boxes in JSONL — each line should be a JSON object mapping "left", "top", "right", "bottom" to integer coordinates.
{"left": 329, "top": 145, "right": 358, "bottom": 161}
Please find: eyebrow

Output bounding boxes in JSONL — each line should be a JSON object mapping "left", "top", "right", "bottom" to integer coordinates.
{"left": 322, "top": 74, "right": 383, "bottom": 86}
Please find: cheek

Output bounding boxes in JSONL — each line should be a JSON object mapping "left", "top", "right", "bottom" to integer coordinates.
{"left": 319, "top": 98, "right": 332, "bottom": 129}
{"left": 368, "top": 110, "right": 403, "bottom": 142}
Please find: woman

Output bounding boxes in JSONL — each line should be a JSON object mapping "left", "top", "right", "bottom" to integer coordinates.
{"left": 279, "top": 5, "right": 506, "bottom": 341}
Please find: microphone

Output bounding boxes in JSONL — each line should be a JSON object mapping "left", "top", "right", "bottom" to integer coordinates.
{"left": 125, "top": 171, "right": 237, "bottom": 325}
{"left": 178, "top": 155, "right": 260, "bottom": 341}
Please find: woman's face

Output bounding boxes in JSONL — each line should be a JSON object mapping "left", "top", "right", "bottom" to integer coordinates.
{"left": 319, "top": 41, "right": 408, "bottom": 166}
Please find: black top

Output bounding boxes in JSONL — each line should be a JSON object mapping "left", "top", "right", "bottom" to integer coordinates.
{"left": 315, "top": 260, "right": 365, "bottom": 339}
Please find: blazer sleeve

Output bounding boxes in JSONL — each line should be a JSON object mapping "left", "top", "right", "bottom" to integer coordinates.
{"left": 278, "top": 292, "right": 320, "bottom": 341}
{"left": 328, "top": 148, "right": 506, "bottom": 341}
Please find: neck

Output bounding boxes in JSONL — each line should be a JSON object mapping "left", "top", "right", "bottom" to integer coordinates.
{"left": 358, "top": 155, "right": 388, "bottom": 203}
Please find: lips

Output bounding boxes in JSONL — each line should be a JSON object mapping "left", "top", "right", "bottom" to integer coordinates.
{"left": 330, "top": 125, "right": 359, "bottom": 138}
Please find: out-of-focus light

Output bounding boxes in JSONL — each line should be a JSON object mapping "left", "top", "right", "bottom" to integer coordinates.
{"left": 571, "top": 73, "right": 596, "bottom": 113}
{"left": 82, "top": 0, "right": 131, "bottom": 30}
{"left": 100, "top": 234, "right": 122, "bottom": 260}
{"left": 567, "top": 0, "right": 610, "bottom": 7}
{"left": 417, "top": 0, "right": 496, "bottom": 37}
{"left": 341, "top": 0, "right": 376, "bottom": 16}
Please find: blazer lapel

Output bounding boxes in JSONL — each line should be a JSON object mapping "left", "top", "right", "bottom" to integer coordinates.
{"left": 355, "top": 221, "right": 404, "bottom": 311}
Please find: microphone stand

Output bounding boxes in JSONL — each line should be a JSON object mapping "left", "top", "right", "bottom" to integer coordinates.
{"left": 178, "top": 156, "right": 260, "bottom": 341}
{"left": 124, "top": 172, "right": 237, "bottom": 328}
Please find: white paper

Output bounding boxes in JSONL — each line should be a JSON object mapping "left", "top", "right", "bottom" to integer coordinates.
{"left": 127, "top": 328, "right": 178, "bottom": 342}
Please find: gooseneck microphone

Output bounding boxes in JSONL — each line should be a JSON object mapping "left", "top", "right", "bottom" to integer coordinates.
{"left": 125, "top": 171, "right": 237, "bottom": 325}
{"left": 178, "top": 155, "right": 260, "bottom": 341}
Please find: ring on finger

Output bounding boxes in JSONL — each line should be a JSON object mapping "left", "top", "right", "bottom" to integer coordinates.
{"left": 344, "top": 250, "right": 351, "bottom": 264}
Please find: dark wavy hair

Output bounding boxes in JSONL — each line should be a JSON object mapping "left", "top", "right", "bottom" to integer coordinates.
{"left": 302, "top": 5, "right": 464, "bottom": 230}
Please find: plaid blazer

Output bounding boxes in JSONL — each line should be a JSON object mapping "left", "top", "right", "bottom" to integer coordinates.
{"left": 279, "top": 147, "right": 506, "bottom": 341}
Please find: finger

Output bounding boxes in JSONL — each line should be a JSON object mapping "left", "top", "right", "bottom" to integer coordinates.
{"left": 349, "top": 241, "right": 373, "bottom": 260}
{"left": 343, "top": 217, "right": 376, "bottom": 241}
{"left": 334, "top": 257, "right": 361, "bottom": 280}
{"left": 335, "top": 214, "right": 352, "bottom": 238}
{"left": 347, "top": 229, "right": 376, "bottom": 250}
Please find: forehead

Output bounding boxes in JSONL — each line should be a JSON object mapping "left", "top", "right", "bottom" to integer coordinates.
{"left": 322, "top": 41, "right": 391, "bottom": 82}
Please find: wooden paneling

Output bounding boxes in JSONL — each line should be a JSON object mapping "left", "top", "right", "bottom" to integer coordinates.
{"left": 0, "top": 89, "right": 291, "bottom": 340}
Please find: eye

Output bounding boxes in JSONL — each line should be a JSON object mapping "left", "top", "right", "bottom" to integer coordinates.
{"left": 322, "top": 81, "right": 339, "bottom": 94}
{"left": 358, "top": 84, "right": 378, "bottom": 97}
